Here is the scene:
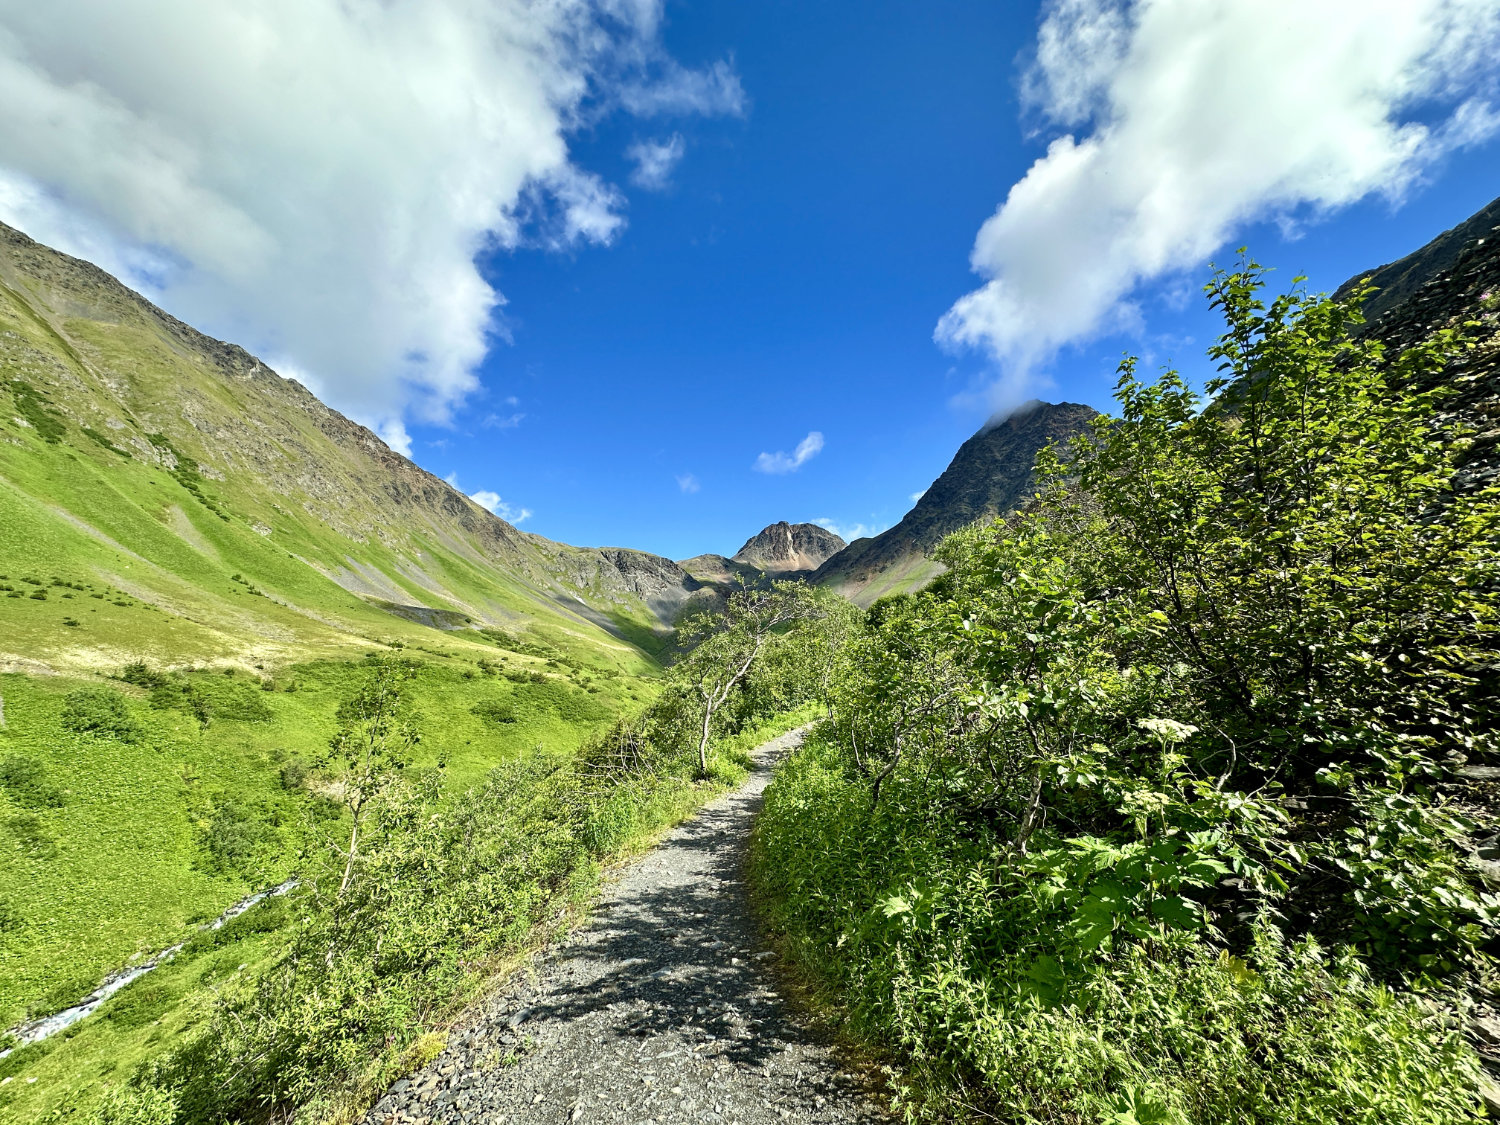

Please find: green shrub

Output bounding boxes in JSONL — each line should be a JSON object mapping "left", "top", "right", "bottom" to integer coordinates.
{"left": 88, "top": 1085, "right": 181, "bottom": 1125}
{"left": 61, "top": 688, "right": 140, "bottom": 741}
{"left": 0, "top": 753, "right": 64, "bottom": 807}
{"left": 8, "top": 812, "right": 58, "bottom": 858}
{"left": 201, "top": 801, "right": 265, "bottom": 877}
{"left": 511, "top": 678, "right": 613, "bottom": 723}
{"left": 82, "top": 426, "right": 132, "bottom": 457}
{"left": 153, "top": 758, "right": 591, "bottom": 1119}
{"left": 119, "top": 662, "right": 169, "bottom": 690}
{"left": 192, "top": 676, "right": 272, "bottom": 723}
{"left": 104, "top": 981, "right": 179, "bottom": 1030}
{"left": 278, "top": 758, "right": 309, "bottom": 791}
{"left": 754, "top": 737, "right": 1486, "bottom": 1124}
{"left": 6, "top": 379, "right": 65, "bottom": 443}
{"left": 751, "top": 263, "right": 1500, "bottom": 1123}
{"left": 148, "top": 677, "right": 212, "bottom": 726}
{"left": 0, "top": 896, "right": 22, "bottom": 933}
{"left": 181, "top": 896, "right": 290, "bottom": 958}
{"left": 470, "top": 699, "right": 517, "bottom": 725}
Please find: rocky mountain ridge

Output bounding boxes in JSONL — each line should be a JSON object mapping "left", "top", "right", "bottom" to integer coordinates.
{"left": 810, "top": 400, "right": 1099, "bottom": 605}
{"left": 731, "top": 521, "right": 845, "bottom": 574}
{"left": 1336, "top": 194, "right": 1500, "bottom": 495}
{"left": 0, "top": 220, "right": 708, "bottom": 665}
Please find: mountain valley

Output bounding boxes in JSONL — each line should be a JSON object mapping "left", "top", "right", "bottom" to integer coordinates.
{"left": 1, "top": 193, "right": 1498, "bottom": 1124}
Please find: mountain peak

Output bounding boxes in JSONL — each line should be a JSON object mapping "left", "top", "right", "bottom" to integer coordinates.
{"left": 812, "top": 400, "right": 1098, "bottom": 604}
{"left": 731, "top": 521, "right": 846, "bottom": 574}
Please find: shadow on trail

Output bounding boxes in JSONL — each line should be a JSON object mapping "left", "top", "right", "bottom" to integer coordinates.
{"left": 365, "top": 730, "right": 881, "bottom": 1125}
{"left": 526, "top": 774, "right": 817, "bottom": 1072}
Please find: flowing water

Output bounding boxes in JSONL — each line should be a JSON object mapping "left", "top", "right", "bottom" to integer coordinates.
{"left": 1, "top": 878, "right": 298, "bottom": 1054}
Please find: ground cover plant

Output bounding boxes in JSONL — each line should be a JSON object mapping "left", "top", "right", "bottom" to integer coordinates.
{"left": 0, "top": 643, "right": 650, "bottom": 1122}
{"left": 752, "top": 263, "right": 1500, "bottom": 1124}
{"left": 0, "top": 577, "right": 845, "bottom": 1123}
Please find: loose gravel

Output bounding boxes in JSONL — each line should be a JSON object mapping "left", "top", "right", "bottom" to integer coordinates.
{"left": 364, "top": 726, "right": 885, "bottom": 1125}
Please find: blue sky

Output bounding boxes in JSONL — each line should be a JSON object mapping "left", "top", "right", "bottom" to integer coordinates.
{"left": 428, "top": 0, "right": 1500, "bottom": 559}
{"left": 2, "top": 0, "right": 1498, "bottom": 560}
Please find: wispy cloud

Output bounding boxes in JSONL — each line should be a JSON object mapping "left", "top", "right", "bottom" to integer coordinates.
{"left": 937, "top": 0, "right": 1500, "bottom": 412}
{"left": 909, "top": 489, "right": 928, "bottom": 503}
{"left": 628, "top": 134, "right": 686, "bottom": 190}
{"left": 482, "top": 411, "right": 525, "bottom": 430}
{"left": 446, "top": 473, "right": 530, "bottom": 525}
{"left": 754, "top": 431, "right": 824, "bottom": 475}
{"left": 675, "top": 472, "right": 701, "bottom": 493}
{"left": 619, "top": 59, "right": 747, "bottom": 118}
{"left": 813, "top": 517, "right": 885, "bottom": 541}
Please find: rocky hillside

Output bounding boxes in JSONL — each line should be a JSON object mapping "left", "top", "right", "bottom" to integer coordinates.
{"left": 0, "top": 220, "right": 709, "bottom": 671}
{"left": 676, "top": 553, "right": 766, "bottom": 589}
{"left": 812, "top": 401, "right": 1098, "bottom": 605}
{"left": 731, "top": 521, "right": 845, "bottom": 574}
{"left": 1336, "top": 194, "right": 1500, "bottom": 495}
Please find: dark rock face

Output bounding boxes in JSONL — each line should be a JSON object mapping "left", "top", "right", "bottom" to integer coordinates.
{"left": 1335, "top": 195, "right": 1500, "bottom": 495}
{"left": 731, "top": 522, "right": 846, "bottom": 574}
{"left": 812, "top": 400, "right": 1098, "bottom": 604}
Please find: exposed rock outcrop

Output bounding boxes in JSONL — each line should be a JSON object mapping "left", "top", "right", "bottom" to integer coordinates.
{"left": 731, "top": 522, "right": 846, "bottom": 575}
{"left": 812, "top": 401, "right": 1098, "bottom": 605}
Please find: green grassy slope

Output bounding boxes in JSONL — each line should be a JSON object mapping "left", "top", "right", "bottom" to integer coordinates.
{"left": 0, "top": 657, "right": 638, "bottom": 1028}
{"left": 0, "top": 219, "right": 710, "bottom": 679}
{"left": 0, "top": 221, "right": 705, "bottom": 1119}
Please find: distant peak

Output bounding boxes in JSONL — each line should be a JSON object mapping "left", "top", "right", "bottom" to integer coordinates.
{"left": 731, "top": 521, "right": 846, "bottom": 574}
{"left": 980, "top": 398, "right": 1093, "bottom": 433}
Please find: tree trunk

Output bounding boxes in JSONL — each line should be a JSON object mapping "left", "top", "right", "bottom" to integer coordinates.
{"left": 339, "top": 806, "right": 362, "bottom": 898}
{"left": 697, "top": 698, "right": 714, "bottom": 779}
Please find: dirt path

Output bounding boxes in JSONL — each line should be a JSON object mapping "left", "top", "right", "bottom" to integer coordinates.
{"left": 365, "top": 726, "right": 884, "bottom": 1125}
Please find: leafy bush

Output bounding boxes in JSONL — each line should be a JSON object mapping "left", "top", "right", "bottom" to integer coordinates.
{"left": 0, "top": 753, "right": 64, "bottom": 808}
{"left": 192, "top": 675, "right": 273, "bottom": 723}
{"left": 511, "top": 678, "right": 613, "bottom": 723}
{"left": 278, "top": 758, "right": 309, "bottom": 791}
{"left": 201, "top": 800, "right": 266, "bottom": 877}
{"left": 752, "top": 263, "right": 1500, "bottom": 1122}
{"left": 204, "top": 896, "right": 288, "bottom": 949}
{"left": 8, "top": 812, "right": 57, "bottom": 859}
{"left": 148, "top": 676, "right": 211, "bottom": 726}
{"left": 119, "top": 662, "right": 169, "bottom": 690}
{"left": 151, "top": 757, "right": 591, "bottom": 1119}
{"left": 0, "top": 896, "right": 22, "bottom": 933}
{"left": 470, "top": 699, "right": 517, "bottom": 725}
{"left": 89, "top": 1085, "right": 180, "bottom": 1125}
{"left": 61, "top": 688, "right": 140, "bottom": 741}
{"left": 764, "top": 736, "right": 1489, "bottom": 1123}
{"left": 6, "top": 379, "right": 65, "bottom": 443}
{"left": 104, "top": 981, "right": 179, "bottom": 1030}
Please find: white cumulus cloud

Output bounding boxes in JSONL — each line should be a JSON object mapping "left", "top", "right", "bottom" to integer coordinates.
{"left": 447, "top": 473, "right": 531, "bottom": 525}
{"left": 937, "top": 0, "right": 1500, "bottom": 398}
{"left": 754, "top": 431, "right": 824, "bottom": 475}
{"left": 675, "top": 472, "right": 700, "bottom": 493}
{"left": 627, "top": 134, "right": 686, "bottom": 190}
{"left": 0, "top": 0, "right": 741, "bottom": 448}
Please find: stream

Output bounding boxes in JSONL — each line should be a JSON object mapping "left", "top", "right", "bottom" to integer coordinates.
{"left": 1, "top": 878, "right": 297, "bottom": 1054}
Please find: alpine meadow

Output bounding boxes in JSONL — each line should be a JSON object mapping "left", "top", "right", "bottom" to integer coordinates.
{"left": 2, "top": 3, "right": 1500, "bottom": 1124}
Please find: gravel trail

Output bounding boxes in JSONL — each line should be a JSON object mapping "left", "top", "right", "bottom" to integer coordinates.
{"left": 365, "top": 726, "right": 884, "bottom": 1125}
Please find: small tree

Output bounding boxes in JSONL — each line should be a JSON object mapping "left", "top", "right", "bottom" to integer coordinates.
{"left": 674, "top": 580, "right": 824, "bottom": 777}
{"left": 320, "top": 657, "right": 419, "bottom": 898}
